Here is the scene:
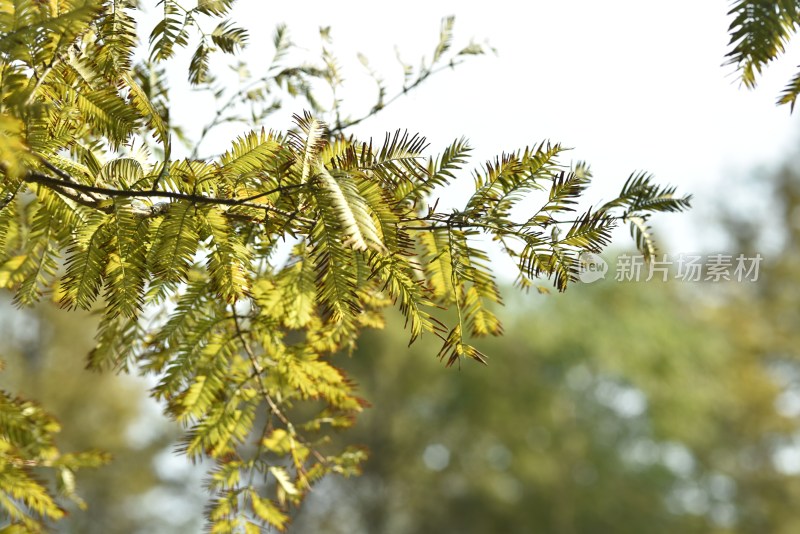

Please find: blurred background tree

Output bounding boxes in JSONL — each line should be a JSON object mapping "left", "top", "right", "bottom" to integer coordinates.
{"left": 7, "top": 164, "right": 800, "bottom": 532}
{"left": 0, "top": 302, "right": 205, "bottom": 533}
{"left": 289, "top": 155, "right": 800, "bottom": 533}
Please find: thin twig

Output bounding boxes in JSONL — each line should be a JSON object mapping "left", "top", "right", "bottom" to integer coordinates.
{"left": 330, "top": 61, "right": 466, "bottom": 135}
{"left": 231, "top": 311, "right": 329, "bottom": 471}
{"left": 38, "top": 157, "right": 99, "bottom": 201}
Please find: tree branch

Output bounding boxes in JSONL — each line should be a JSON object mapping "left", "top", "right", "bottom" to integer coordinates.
{"left": 22, "top": 170, "right": 314, "bottom": 224}
{"left": 232, "top": 310, "right": 329, "bottom": 471}
{"left": 329, "top": 61, "right": 467, "bottom": 136}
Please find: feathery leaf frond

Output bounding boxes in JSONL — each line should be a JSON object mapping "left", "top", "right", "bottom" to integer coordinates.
{"left": 147, "top": 201, "right": 200, "bottom": 294}
{"left": 60, "top": 212, "right": 110, "bottom": 310}
{"left": 725, "top": 0, "right": 800, "bottom": 108}
{"left": 103, "top": 201, "right": 149, "bottom": 318}
{"left": 726, "top": 0, "right": 800, "bottom": 88}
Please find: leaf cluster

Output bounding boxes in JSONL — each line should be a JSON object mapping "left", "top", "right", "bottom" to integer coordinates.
{"left": 726, "top": 0, "right": 800, "bottom": 109}
{"left": 0, "top": 382, "right": 109, "bottom": 532}
{"left": 0, "top": 2, "right": 691, "bottom": 531}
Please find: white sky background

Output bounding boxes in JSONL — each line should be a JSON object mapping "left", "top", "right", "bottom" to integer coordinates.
{"left": 144, "top": 0, "right": 800, "bottom": 255}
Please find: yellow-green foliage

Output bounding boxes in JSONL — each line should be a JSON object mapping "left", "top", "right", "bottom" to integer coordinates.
{"left": 0, "top": 387, "right": 110, "bottom": 532}
{"left": 0, "top": 1, "right": 695, "bottom": 531}
{"left": 726, "top": 0, "right": 800, "bottom": 109}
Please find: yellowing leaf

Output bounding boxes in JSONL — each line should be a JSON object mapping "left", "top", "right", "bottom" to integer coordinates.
{"left": 249, "top": 491, "right": 289, "bottom": 531}
{"left": 269, "top": 466, "right": 299, "bottom": 496}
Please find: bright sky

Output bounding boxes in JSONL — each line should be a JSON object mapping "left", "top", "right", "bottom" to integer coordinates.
{"left": 152, "top": 0, "right": 800, "bottom": 253}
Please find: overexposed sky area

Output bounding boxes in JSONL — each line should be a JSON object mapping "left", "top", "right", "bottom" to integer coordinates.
{"left": 147, "top": 0, "right": 800, "bottom": 253}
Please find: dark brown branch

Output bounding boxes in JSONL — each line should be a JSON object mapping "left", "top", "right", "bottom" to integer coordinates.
{"left": 37, "top": 157, "right": 100, "bottom": 202}
{"left": 22, "top": 170, "right": 314, "bottom": 224}
{"left": 238, "top": 182, "right": 306, "bottom": 204}
{"left": 402, "top": 214, "right": 626, "bottom": 232}
{"left": 39, "top": 182, "right": 104, "bottom": 211}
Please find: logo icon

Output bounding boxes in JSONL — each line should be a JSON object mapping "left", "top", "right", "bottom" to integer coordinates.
{"left": 577, "top": 252, "right": 608, "bottom": 284}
